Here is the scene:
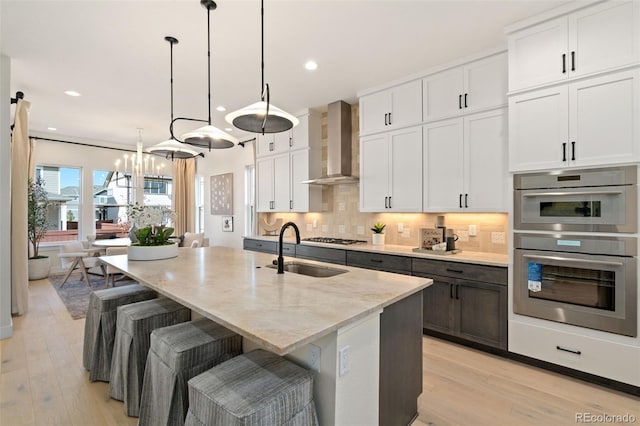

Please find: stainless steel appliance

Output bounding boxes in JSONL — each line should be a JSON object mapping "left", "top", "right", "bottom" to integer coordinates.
{"left": 514, "top": 233, "right": 637, "bottom": 337}
{"left": 514, "top": 166, "right": 637, "bottom": 233}
{"left": 302, "top": 237, "right": 367, "bottom": 245}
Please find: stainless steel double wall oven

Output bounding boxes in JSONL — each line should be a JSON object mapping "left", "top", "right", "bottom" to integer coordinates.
{"left": 514, "top": 166, "right": 638, "bottom": 337}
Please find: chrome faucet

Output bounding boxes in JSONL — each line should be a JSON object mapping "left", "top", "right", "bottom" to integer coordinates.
{"left": 277, "top": 221, "right": 300, "bottom": 274}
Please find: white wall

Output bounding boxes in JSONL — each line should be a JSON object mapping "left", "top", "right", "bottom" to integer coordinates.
{"left": 198, "top": 142, "right": 254, "bottom": 248}
{"left": 0, "top": 55, "right": 13, "bottom": 339}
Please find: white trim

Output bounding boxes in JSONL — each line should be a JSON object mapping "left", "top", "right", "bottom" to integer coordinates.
{"left": 504, "top": 0, "right": 604, "bottom": 34}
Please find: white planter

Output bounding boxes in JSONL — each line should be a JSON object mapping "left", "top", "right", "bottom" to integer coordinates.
{"left": 28, "top": 256, "right": 51, "bottom": 280}
{"left": 127, "top": 243, "right": 178, "bottom": 261}
{"left": 372, "top": 233, "right": 385, "bottom": 246}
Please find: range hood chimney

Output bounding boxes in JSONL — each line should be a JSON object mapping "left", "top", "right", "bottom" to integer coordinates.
{"left": 303, "top": 100, "right": 358, "bottom": 185}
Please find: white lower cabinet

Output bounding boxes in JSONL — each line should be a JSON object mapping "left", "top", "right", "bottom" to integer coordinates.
{"left": 423, "top": 109, "right": 507, "bottom": 212}
{"left": 509, "top": 69, "right": 639, "bottom": 172}
{"left": 360, "top": 126, "right": 422, "bottom": 212}
{"left": 509, "top": 320, "right": 640, "bottom": 386}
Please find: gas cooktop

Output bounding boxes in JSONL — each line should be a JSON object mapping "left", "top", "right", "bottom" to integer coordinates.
{"left": 302, "top": 237, "right": 367, "bottom": 245}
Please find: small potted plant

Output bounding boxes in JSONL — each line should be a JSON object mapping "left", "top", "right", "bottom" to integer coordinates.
{"left": 27, "top": 177, "right": 54, "bottom": 280}
{"left": 371, "top": 222, "right": 386, "bottom": 246}
{"left": 126, "top": 203, "right": 178, "bottom": 261}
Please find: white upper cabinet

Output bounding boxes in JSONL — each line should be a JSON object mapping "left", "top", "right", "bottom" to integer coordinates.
{"left": 509, "top": 69, "right": 639, "bottom": 172}
{"left": 255, "top": 131, "right": 292, "bottom": 157}
{"left": 360, "top": 126, "right": 423, "bottom": 212}
{"left": 423, "top": 109, "right": 507, "bottom": 212}
{"left": 359, "top": 80, "right": 422, "bottom": 136}
{"left": 255, "top": 110, "right": 321, "bottom": 158}
{"left": 256, "top": 154, "right": 290, "bottom": 212}
{"left": 508, "top": 0, "right": 640, "bottom": 92}
{"left": 423, "top": 52, "right": 507, "bottom": 122}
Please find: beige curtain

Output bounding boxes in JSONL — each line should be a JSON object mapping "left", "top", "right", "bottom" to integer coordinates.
{"left": 10, "top": 99, "right": 33, "bottom": 315}
{"left": 172, "top": 158, "right": 196, "bottom": 236}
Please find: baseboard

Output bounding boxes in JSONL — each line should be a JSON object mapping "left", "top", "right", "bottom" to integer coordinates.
{"left": 0, "top": 319, "right": 13, "bottom": 339}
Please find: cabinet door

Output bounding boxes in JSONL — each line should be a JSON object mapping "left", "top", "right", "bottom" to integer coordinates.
{"left": 423, "top": 119, "right": 464, "bottom": 211}
{"left": 360, "top": 90, "right": 390, "bottom": 135}
{"left": 569, "top": 1, "right": 640, "bottom": 78}
{"left": 360, "top": 134, "right": 390, "bottom": 211}
{"left": 389, "top": 80, "right": 422, "bottom": 130}
{"left": 464, "top": 109, "right": 507, "bottom": 212}
{"left": 421, "top": 277, "right": 454, "bottom": 333}
{"left": 508, "top": 17, "right": 568, "bottom": 91}
{"left": 569, "top": 69, "right": 639, "bottom": 167}
{"left": 422, "top": 67, "right": 463, "bottom": 122}
{"left": 464, "top": 52, "right": 508, "bottom": 113}
{"left": 389, "top": 126, "right": 422, "bottom": 212}
{"left": 256, "top": 157, "right": 274, "bottom": 212}
{"left": 272, "top": 130, "right": 292, "bottom": 154}
{"left": 272, "top": 154, "right": 291, "bottom": 211}
{"left": 455, "top": 280, "right": 507, "bottom": 350}
{"left": 508, "top": 85, "right": 569, "bottom": 172}
{"left": 255, "top": 133, "right": 274, "bottom": 157}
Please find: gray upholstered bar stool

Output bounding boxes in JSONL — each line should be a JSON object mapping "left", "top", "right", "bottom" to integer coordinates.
{"left": 184, "top": 349, "right": 319, "bottom": 426}
{"left": 110, "top": 297, "right": 191, "bottom": 417}
{"left": 138, "top": 318, "right": 243, "bottom": 426}
{"left": 82, "top": 284, "right": 157, "bottom": 382}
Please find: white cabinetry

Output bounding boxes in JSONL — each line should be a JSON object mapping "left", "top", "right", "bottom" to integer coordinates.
{"left": 359, "top": 80, "right": 422, "bottom": 136}
{"left": 360, "top": 126, "right": 422, "bottom": 212}
{"left": 423, "top": 52, "right": 507, "bottom": 122}
{"left": 509, "top": 69, "right": 639, "bottom": 172}
{"left": 423, "top": 109, "right": 507, "bottom": 212}
{"left": 508, "top": 1, "right": 640, "bottom": 92}
{"left": 255, "top": 111, "right": 322, "bottom": 212}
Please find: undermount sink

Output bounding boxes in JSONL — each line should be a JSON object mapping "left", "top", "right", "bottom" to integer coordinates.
{"left": 266, "top": 261, "right": 348, "bottom": 278}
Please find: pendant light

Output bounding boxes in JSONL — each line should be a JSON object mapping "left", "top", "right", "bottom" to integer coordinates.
{"left": 148, "top": 36, "right": 202, "bottom": 160}
{"left": 179, "top": 0, "right": 237, "bottom": 149}
{"left": 225, "top": 0, "right": 299, "bottom": 134}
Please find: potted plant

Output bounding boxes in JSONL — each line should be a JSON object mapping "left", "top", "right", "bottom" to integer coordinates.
{"left": 126, "top": 203, "right": 179, "bottom": 261}
{"left": 371, "top": 222, "right": 386, "bottom": 246}
{"left": 27, "top": 177, "right": 53, "bottom": 280}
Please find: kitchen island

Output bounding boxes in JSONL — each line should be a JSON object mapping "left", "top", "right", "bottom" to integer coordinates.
{"left": 100, "top": 246, "right": 431, "bottom": 426}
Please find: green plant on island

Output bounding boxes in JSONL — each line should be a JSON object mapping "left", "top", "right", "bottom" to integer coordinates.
{"left": 126, "top": 203, "right": 176, "bottom": 246}
{"left": 371, "top": 222, "right": 386, "bottom": 234}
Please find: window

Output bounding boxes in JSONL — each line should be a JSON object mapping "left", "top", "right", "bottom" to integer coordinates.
{"left": 245, "top": 165, "right": 255, "bottom": 236}
{"left": 36, "top": 165, "right": 81, "bottom": 243}
{"left": 196, "top": 176, "right": 205, "bottom": 233}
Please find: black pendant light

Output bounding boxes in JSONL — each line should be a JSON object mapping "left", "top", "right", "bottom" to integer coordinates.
{"left": 225, "top": 0, "right": 299, "bottom": 134}
{"left": 179, "top": 0, "right": 237, "bottom": 149}
{"left": 148, "top": 36, "right": 202, "bottom": 160}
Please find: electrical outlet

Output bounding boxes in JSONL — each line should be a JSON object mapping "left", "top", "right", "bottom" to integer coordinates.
{"left": 313, "top": 219, "right": 318, "bottom": 228}
{"left": 491, "top": 232, "right": 506, "bottom": 244}
{"left": 397, "top": 223, "right": 404, "bottom": 232}
{"left": 468, "top": 225, "right": 477, "bottom": 236}
{"left": 339, "top": 345, "right": 350, "bottom": 377}
{"left": 309, "top": 344, "right": 321, "bottom": 372}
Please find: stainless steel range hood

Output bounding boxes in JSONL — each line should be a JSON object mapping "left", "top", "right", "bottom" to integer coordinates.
{"left": 303, "top": 100, "right": 358, "bottom": 185}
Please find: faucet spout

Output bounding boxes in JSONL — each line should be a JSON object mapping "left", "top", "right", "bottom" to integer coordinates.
{"left": 278, "top": 221, "right": 300, "bottom": 274}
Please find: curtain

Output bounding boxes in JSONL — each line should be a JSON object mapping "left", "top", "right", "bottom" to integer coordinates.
{"left": 10, "top": 99, "right": 33, "bottom": 315}
{"left": 172, "top": 158, "right": 196, "bottom": 236}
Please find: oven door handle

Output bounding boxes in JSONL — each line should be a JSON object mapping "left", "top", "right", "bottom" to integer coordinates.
{"left": 522, "top": 254, "right": 624, "bottom": 267}
{"left": 522, "top": 190, "right": 623, "bottom": 197}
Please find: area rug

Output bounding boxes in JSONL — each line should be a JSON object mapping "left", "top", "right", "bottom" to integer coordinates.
{"left": 48, "top": 273, "right": 136, "bottom": 320}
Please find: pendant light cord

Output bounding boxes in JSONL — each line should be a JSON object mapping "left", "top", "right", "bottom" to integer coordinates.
{"left": 260, "top": 0, "right": 269, "bottom": 133}
{"left": 207, "top": 4, "right": 212, "bottom": 126}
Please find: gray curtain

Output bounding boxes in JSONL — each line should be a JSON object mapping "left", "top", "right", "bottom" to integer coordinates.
{"left": 11, "top": 99, "right": 33, "bottom": 315}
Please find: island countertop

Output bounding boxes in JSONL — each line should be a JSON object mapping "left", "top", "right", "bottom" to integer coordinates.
{"left": 100, "top": 246, "right": 431, "bottom": 356}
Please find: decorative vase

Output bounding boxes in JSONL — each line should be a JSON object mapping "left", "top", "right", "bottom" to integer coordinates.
{"left": 372, "top": 233, "right": 385, "bottom": 246}
{"left": 28, "top": 256, "right": 51, "bottom": 280}
{"left": 127, "top": 243, "right": 178, "bottom": 261}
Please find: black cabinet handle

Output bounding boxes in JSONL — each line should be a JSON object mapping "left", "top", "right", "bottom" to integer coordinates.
{"left": 556, "top": 345, "right": 581, "bottom": 355}
{"left": 562, "top": 142, "right": 567, "bottom": 162}
{"left": 571, "top": 141, "right": 576, "bottom": 161}
{"left": 464, "top": 193, "right": 468, "bottom": 208}
{"left": 388, "top": 196, "right": 392, "bottom": 209}
{"left": 446, "top": 268, "right": 464, "bottom": 274}
{"left": 370, "top": 259, "right": 384, "bottom": 263}
{"left": 455, "top": 284, "right": 460, "bottom": 300}
{"left": 269, "top": 142, "right": 274, "bottom": 151}
{"left": 256, "top": 243, "right": 263, "bottom": 247}
{"left": 562, "top": 53, "right": 566, "bottom": 74}
{"left": 384, "top": 196, "right": 388, "bottom": 208}
{"left": 289, "top": 200, "right": 293, "bottom": 210}
{"left": 459, "top": 194, "right": 463, "bottom": 208}
{"left": 384, "top": 113, "right": 388, "bottom": 126}
{"left": 388, "top": 112, "right": 392, "bottom": 125}
{"left": 571, "top": 51, "right": 575, "bottom": 71}
{"left": 289, "top": 137, "right": 293, "bottom": 147}
{"left": 449, "top": 283, "right": 454, "bottom": 299}
{"left": 464, "top": 93, "right": 468, "bottom": 108}
{"left": 459, "top": 94, "right": 462, "bottom": 109}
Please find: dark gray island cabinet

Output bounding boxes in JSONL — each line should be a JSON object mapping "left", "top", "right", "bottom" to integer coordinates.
{"left": 412, "top": 258, "right": 508, "bottom": 351}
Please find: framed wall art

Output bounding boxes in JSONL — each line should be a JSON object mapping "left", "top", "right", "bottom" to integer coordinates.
{"left": 210, "top": 173, "right": 233, "bottom": 215}
{"left": 222, "top": 216, "right": 233, "bottom": 232}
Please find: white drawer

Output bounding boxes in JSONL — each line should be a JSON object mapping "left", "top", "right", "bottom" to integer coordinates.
{"left": 509, "top": 320, "right": 640, "bottom": 386}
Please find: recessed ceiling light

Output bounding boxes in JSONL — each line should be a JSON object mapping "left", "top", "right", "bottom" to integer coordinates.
{"left": 304, "top": 60, "right": 318, "bottom": 71}
{"left": 224, "top": 128, "right": 233, "bottom": 132}
{"left": 64, "top": 90, "right": 81, "bottom": 97}
{"left": 47, "top": 127, "right": 57, "bottom": 131}
{"left": 216, "top": 106, "right": 226, "bottom": 112}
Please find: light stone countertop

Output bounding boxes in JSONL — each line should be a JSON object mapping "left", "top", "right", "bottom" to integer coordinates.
{"left": 100, "top": 246, "right": 431, "bottom": 356}
{"left": 246, "top": 235, "right": 509, "bottom": 267}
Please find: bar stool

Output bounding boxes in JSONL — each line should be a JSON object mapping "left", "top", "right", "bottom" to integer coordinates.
{"left": 82, "top": 284, "right": 157, "bottom": 382}
{"left": 184, "top": 349, "right": 318, "bottom": 426}
{"left": 110, "top": 297, "right": 191, "bottom": 417}
{"left": 138, "top": 318, "right": 243, "bottom": 426}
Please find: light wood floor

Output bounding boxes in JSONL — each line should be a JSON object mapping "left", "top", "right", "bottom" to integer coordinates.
{"left": 1, "top": 278, "right": 638, "bottom": 426}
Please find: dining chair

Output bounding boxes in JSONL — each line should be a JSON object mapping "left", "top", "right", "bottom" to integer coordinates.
{"left": 58, "top": 240, "right": 106, "bottom": 288}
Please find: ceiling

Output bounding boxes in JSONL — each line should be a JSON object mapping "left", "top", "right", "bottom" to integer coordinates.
{"left": 2, "top": 0, "right": 569, "bottom": 150}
